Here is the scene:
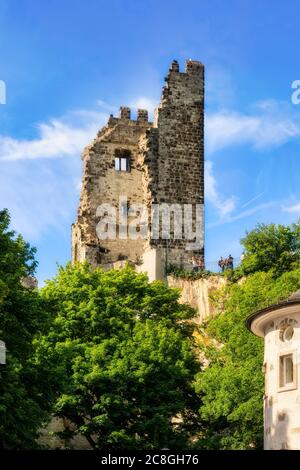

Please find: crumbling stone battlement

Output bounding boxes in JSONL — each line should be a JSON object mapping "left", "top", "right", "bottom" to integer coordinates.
{"left": 72, "top": 59, "right": 204, "bottom": 279}
{"left": 116, "top": 106, "right": 150, "bottom": 123}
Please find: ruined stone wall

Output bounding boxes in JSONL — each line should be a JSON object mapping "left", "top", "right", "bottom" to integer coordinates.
{"left": 146, "top": 59, "right": 205, "bottom": 266}
{"left": 72, "top": 108, "right": 152, "bottom": 266}
{"left": 72, "top": 59, "right": 205, "bottom": 276}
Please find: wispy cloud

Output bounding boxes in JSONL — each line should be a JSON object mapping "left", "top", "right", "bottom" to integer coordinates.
{"left": 0, "top": 97, "right": 159, "bottom": 163}
{"left": 205, "top": 160, "right": 237, "bottom": 218}
{"left": 206, "top": 100, "right": 300, "bottom": 154}
{"left": 0, "top": 105, "right": 110, "bottom": 239}
{"left": 129, "top": 96, "right": 157, "bottom": 119}
{"left": 0, "top": 109, "right": 107, "bottom": 162}
{"left": 207, "top": 201, "right": 278, "bottom": 229}
{"left": 0, "top": 98, "right": 158, "bottom": 240}
{"left": 282, "top": 202, "right": 300, "bottom": 214}
{"left": 2, "top": 98, "right": 299, "bottom": 163}
{"left": 96, "top": 100, "right": 117, "bottom": 113}
{"left": 0, "top": 158, "right": 80, "bottom": 240}
{"left": 240, "top": 191, "right": 265, "bottom": 209}
{"left": 2, "top": 95, "right": 300, "bottom": 241}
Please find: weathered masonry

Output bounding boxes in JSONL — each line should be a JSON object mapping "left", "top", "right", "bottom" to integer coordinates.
{"left": 72, "top": 59, "right": 205, "bottom": 280}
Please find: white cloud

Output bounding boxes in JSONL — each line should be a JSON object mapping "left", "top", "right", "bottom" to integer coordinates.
{"left": 0, "top": 97, "right": 156, "bottom": 240}
{"left": 96, "top": 100, "right": 117, "bottom": 113}
{"left": 207, "top": 201, "right": 278, "bottom": 229}
{"left": 282, "top": 202, "right": 300, "bottom": 214}
{"left": 129, "top": 96, "right": 157, "bottom": 117}
{"left": 240, "top": 192, "right": 265, "bottom": 209}
{"left": 0, "top": 105, "right": 110, "bottom": 239}
{"left": 0, "top": 158, "right": 80, "bottom": 240}
{"left": 3, "top": 98, "right": 299, "bottom": 163}
{"left": 206, "top": 100, "right": 300, "bottom": 154}
{"left": 0, "top": 109, "right": 108, "bottom": 162}
{"left": 205, "top": 160, "right": 237, "bottom": 218}
{"left": 0, "top": 97, "right": 158, "bottom": 165}
{"left": 2, "top": 95, "right": 300, "bottom": 242}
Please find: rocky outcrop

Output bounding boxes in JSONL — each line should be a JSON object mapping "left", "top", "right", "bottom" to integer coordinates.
{"left": 167, "top": 275, "right": 226, "bottom": 323}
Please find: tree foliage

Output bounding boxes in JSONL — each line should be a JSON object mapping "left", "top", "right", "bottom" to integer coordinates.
{"left": 195, "top": 268, "right": 300, "bottom": 449}
{"left": 3, "top": 211, "right": 300, "bottom": 450}
{"left": 35, "top": 263, "right": 201, "bottom": 450}
{"left": 240, "top": 222, "right": 300, "bottom": 276}
{"left": 0, "top": 209, "right": 50, "bottom": 449}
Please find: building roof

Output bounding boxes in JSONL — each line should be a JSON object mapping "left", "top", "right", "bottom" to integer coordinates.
{"left": 246, "top": 289, "right": 300, "bottom": 337}
{"left": 287, "top": 289, "right": 300, "bottom": 301}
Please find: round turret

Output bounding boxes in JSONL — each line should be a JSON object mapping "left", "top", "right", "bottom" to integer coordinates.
{"left": 247, "top": 291, "right": 300, "bottom": 449}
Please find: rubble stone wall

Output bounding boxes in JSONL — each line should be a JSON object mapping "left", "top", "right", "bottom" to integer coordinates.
{"left": 72, "top": 59, "right": 205, "bottom": 277}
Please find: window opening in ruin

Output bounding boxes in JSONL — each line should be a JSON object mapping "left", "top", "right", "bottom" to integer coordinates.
{"left": 115, "top": 149, "right": 131, "bottom": 172}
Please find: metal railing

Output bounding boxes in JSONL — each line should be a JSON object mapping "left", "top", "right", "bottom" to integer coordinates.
{"left": 178, "top": 257, "right": 241, "bottom": 274}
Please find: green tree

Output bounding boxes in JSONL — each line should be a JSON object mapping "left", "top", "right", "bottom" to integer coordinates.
{"left": 35, "top": 263, "right": 201, "bottom": 450}
{"left": 195, "top": 268, "right": 300, "bottom": 449}
{"left": 0, "top": 209, "right": 50, "bottom": 449}
{"left": 240, "top": 222, "right": 300, "bottom": 276}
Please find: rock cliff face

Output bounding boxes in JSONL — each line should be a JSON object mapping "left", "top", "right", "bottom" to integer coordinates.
{"left": 167, "top": 275, "right": 226, "bottom": 323}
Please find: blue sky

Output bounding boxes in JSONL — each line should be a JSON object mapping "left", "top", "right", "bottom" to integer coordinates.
{"left": 1, "top": 0, "right": 300, "bottom": 283}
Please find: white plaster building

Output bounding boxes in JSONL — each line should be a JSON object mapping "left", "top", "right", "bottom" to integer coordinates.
{"left": 247, "top": 290, "right": 300, "bottom": 450}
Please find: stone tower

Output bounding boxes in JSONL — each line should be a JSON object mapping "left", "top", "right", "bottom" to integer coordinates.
{"left": 72, "top": 59, "right": 204, "bottom": 279}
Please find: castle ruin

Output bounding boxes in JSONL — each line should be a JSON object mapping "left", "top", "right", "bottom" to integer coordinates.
{"left": 72, "top": 59, "right": 204, "bottom": 280}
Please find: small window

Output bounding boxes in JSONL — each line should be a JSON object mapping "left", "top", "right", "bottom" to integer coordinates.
{"left": 115, "top": 157, "right": 129, "bottom": 171}
{"left": 280, "top": 325, "right": 294, "bottom": 343}
{"left": 279, "top": 354, "right": 294, "bottom": 388}
{"left": 114, "top": 149, "right": 131, "bottom": 172}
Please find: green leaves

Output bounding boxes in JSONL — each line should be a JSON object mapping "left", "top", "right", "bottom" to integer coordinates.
{"left": 6, "top": 207, "right": 300, "bottom": 450}
{"left": 196, "top": 268, "right": 300, "bottom": 449}
{"left": 0, "top": 210, "right": 50, "bottom": 449}
{"left": 36, "top": 263, "right": 201, "bottom": 450}
{"left": 241, "top": 222, "right": 300, "bottom": 276}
